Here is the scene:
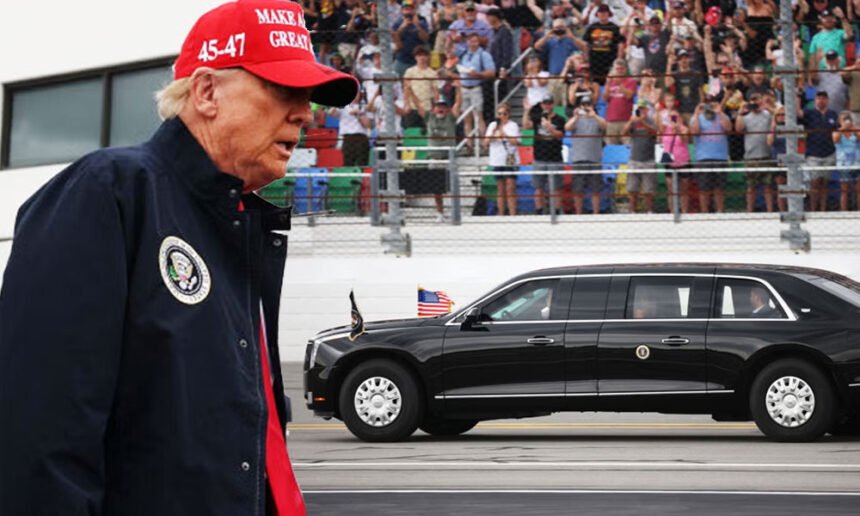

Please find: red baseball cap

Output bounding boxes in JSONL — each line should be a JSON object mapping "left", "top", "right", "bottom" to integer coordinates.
{"left": 174, "top": 0, "right": 358, "bottom": 107}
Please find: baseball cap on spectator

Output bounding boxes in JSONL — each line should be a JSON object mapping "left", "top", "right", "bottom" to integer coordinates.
{"left": 434, "top": 95, "right": 450, "bottom": 106}
{"left": 597, "top": 4, "right": 612, "bottom": 14}
{"left": 676, "top": 48, "right": 689, "bottom": 57}
{"left": 174, "top": 0, "right": 358, "bottom": 107}
{"left": 463, "top": 1, "right": 477, "bottom": 11}
{"left": 486, "top": 8, "right": 503, "bottom": 19}
{"left": 672, "top": 1, "right": 685, "bottom": 9}
{"left": 705, "top": 6, "right": 722, "bottom": 26}
{"left": 826, "top": 50, "right": 839, "bottom": 59}
{"left": 649, "top": 15, "right": 662, "bottom": 24}
{"left": 413, "top": 45, "right": 430, "bottom": 57}
{"left": 819, "top": 8, "right": 834, "bottom": 17}
{"left": 541, "top": 93, "right": 554, "bottom": 103}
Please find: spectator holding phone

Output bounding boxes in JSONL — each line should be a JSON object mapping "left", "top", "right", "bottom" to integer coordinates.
{"left": 657, "top": 93, "right": 692, "bottom": 213}
{"left": 565, "top": 95, "right": 608, "bottom": 214}
{"left": 624, "top": 101, "right": 659, "bottom": 213}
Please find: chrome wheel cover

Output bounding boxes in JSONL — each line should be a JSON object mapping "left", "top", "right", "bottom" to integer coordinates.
{"left": 354, "top": 376, "right": 402, "bottom": 427}
{"left": 765, "top": 375, "right": 816, "bottom": 428}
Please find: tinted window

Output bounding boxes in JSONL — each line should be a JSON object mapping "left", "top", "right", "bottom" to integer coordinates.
{"left": 796, "top": 273, "right": 860, "bottom": 309}
{"left": 9, "top": 78, "right": 102, "bottom": 167}
{"left": 483, "top": 279, "right": 560, "bottom": 321}
{"left": 110, "top": 66, "right": 172, "bottom": 147}
{"left": 626, "top": 277, "right": 694, "bottom": 319}
{"left": 715, "top": 278, "right": 786, "bottom": 319}
{"left": 571, "top": 276, "right": 609, "bottom": 320}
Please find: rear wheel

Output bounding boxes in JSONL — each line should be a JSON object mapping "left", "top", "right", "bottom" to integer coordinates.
{"left": 749, "top": 359, "right": 836, "bottom": 442}
{"left": 339, "top": 359, "right": 423, "bottom": 442}
{"left": 419, "top": 417, "right": 478, "bottom": 437}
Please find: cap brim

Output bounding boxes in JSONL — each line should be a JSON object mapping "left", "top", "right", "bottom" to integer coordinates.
{"left": 243, "top": 60, "right": 359, "bottom": 107}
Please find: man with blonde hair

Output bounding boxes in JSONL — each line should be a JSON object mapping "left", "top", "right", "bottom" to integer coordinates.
{"left": 0, "top": 1, "right": 357, "bottom": 515}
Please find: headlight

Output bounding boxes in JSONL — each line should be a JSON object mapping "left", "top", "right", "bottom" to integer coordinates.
{"left": 308, "top": 338, "right": 322, "bottom": 367}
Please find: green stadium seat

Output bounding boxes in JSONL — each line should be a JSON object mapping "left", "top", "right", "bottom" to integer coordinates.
{"left": 521, "top": 128, "right": 534, "bottom": 146}
{"left": 328, "top": 167, "right": 363, "bottom": 214}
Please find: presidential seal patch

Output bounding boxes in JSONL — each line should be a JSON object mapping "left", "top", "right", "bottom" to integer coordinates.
{"left": 159, "top": 236, "right": 211, "bottom": 305}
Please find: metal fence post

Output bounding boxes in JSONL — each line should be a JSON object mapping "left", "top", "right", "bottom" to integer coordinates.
{"left": 370, "top": 148, "right": 381, "bottom": 226}
{"left": 449, "top": 147, "right": 461, "bottom": 225}
{"left": 376, "top": 0, "right": 410, "bottom": 255}
{"left": 672, "top": 170, "right": 680, "bottom": 223}
{"left": 777, "top": 0, "right": 810, "bottom": 251}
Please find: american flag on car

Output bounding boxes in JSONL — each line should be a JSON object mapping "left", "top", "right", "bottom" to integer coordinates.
{"left": 417, "top": 287, "right": 453, "bottom": 317}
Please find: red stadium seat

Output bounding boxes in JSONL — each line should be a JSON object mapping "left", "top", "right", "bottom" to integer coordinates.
{"left": 316, "top": 147, "right": 344, "bottom": 168}
{"left": 303, "top": 128, "right": 338, "bottom": 149}
{"left": 517, "top": 146, "right": 534, "bottom": 165}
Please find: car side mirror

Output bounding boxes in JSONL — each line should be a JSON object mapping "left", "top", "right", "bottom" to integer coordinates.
{"left": 461, "top": 307, "right": 488, "bottom": 331}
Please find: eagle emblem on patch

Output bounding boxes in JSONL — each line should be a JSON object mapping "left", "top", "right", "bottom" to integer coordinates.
{"left": 158, "top": 236, "right": 211, "bottom": 305}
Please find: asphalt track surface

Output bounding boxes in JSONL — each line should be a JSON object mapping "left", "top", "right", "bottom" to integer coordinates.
{"left": 281, "top": 363, "right": 860, "bottom": 515}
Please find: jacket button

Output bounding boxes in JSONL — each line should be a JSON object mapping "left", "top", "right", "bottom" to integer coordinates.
{"left": 229, "top": 188, "right": 239, "bottom": 198}
{"left": 232, "top": 220, "right": 241, "bottom": 228}
{"left": 241, "top": 461, "right": 250, "bottom": 471}
{"left": 239, "top": 338, "right": 248, "bottom": 348}
{"left": 273, "top": 238, "right": 283, "bottom": 247}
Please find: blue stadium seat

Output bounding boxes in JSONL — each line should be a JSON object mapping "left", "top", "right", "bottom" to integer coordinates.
{"left": 292, "top": 167, "right": 328, "bottom": 214}
{"left": 324, "top": 114, "right": 340, "bottom": 129}
{"left": 602, "top": 145, "right": 630, "bottom": 168}
{"left": 516, "top": 165, "right": 536, "bottom": 213}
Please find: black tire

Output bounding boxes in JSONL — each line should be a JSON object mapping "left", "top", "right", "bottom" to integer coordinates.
{"left": 339, "top": 359, "right": 423, "bottom": 442}
{"left": 749, "top": 359, "right": 836, "bottom": 442}
{"left": 419, "top": 417, "right": 478, "bottom": 437}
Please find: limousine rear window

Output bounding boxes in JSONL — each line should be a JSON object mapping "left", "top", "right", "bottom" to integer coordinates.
{"left": 799, "top": 274, "right": 860, "bottom": 308}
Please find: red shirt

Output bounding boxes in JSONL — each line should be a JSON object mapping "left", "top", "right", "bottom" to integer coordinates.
{"left": 605, "top": 78, "right": 638, "bottom": 122}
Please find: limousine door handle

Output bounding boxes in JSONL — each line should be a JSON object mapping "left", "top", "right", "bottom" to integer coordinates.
{"left": 527, "top": 337, "right": 556, "bottom": 346}
{"left": 661, "top": 337, "right": 690, "bottom": 346}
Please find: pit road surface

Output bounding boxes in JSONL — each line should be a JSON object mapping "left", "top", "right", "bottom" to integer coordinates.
{"left": 281, "top": 363, "right": 860, "bottom": 515}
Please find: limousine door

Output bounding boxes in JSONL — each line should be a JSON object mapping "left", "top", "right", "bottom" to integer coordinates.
{"left": 597, "top": 275, "right": 713, "bottom": 409}
{"left": 440, "top": 278, "right": 573, "bottom": 412}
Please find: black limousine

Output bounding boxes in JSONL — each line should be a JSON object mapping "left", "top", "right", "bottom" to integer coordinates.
{"left": 304, "top": 264, "right": 860, "bottom": 442}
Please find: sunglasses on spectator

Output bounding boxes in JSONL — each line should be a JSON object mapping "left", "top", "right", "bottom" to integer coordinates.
{"left": 497, "top": 111, "right": 509, "bottom": 115}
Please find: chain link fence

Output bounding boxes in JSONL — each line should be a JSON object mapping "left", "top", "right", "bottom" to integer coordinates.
{"left": 258, "top": 0, "right": 860, "bottom": 256}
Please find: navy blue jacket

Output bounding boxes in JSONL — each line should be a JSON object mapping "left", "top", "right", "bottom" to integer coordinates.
{"left": 0, "top": 118, "right": 292, "bottom": 515}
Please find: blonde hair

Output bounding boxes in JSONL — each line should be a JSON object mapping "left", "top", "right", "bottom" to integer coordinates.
{"left": 155, "top": 77, "right": 191, "bottom": 120}
{"left": 155, "top": 67, "right": 237, "bottom": 120}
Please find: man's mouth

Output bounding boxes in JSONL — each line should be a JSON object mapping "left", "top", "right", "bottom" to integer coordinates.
{"left": 275, "top": 141, "right": 297, "bottom": 157}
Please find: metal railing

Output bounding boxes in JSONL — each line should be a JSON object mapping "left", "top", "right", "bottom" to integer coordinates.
{"left": 494, "top": 47, "right": 534, "bottom": 111}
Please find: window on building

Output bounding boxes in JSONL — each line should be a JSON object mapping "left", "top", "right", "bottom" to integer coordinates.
{"left": 3, "top": 60, "right": 173, "bottom": 169}
{"left": 8, "top": 79, "right": 102, "bottom": 168}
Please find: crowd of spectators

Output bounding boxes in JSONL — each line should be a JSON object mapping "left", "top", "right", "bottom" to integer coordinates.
{"left": 297, "top": 0, "right": 860, "bottom": 215}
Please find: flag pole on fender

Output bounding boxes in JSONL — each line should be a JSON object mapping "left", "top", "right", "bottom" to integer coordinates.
{"left": 349, "top": 289, "right": 365, "bottom": 342}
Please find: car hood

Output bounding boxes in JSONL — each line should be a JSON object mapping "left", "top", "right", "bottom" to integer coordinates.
{"left": 314, "top": 316, "right": 445, "bottom": 340}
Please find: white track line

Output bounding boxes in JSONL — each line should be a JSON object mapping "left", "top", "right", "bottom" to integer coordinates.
{"left": 294, "top": 461, "right": 860, "bottom": 471}
{"left": 302, "top": 489, "right": 860, "bottom": 496}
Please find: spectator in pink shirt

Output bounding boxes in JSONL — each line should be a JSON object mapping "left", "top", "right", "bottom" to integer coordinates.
{"left": 603, "top": 59, "right": 638, "bottom": 144}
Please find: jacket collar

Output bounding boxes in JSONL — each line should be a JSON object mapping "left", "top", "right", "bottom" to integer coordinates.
{"left": 147, "top": 118, "right": 290, "bottom": 231}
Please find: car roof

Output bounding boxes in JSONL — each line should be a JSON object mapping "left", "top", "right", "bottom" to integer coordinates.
{"left": 513, "top": 263, "right": 840, "bottom": 281}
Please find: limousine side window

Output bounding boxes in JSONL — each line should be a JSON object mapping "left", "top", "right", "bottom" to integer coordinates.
{"left": 483, "top": 279, "right": 560, "bottom": 321}
{"left": 625, "top": 277, "right": 694, "bottom": 319}
{"left": 715, "top": 278, "right": 787, "bottom": 319}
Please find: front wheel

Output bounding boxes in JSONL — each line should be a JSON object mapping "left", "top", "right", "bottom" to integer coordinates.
{"left": 339, "top": 359, "right": 423, "bottom": 442}
{"left": 419, "top": 417, "right": 478, "bottom": 437}
{"left": 749, "top": 359, "right": 836, "bottom": 442}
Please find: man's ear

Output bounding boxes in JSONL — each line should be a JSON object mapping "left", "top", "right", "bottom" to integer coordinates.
{"left": 189, "top": 69, "right": 219, "bottom": 118}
